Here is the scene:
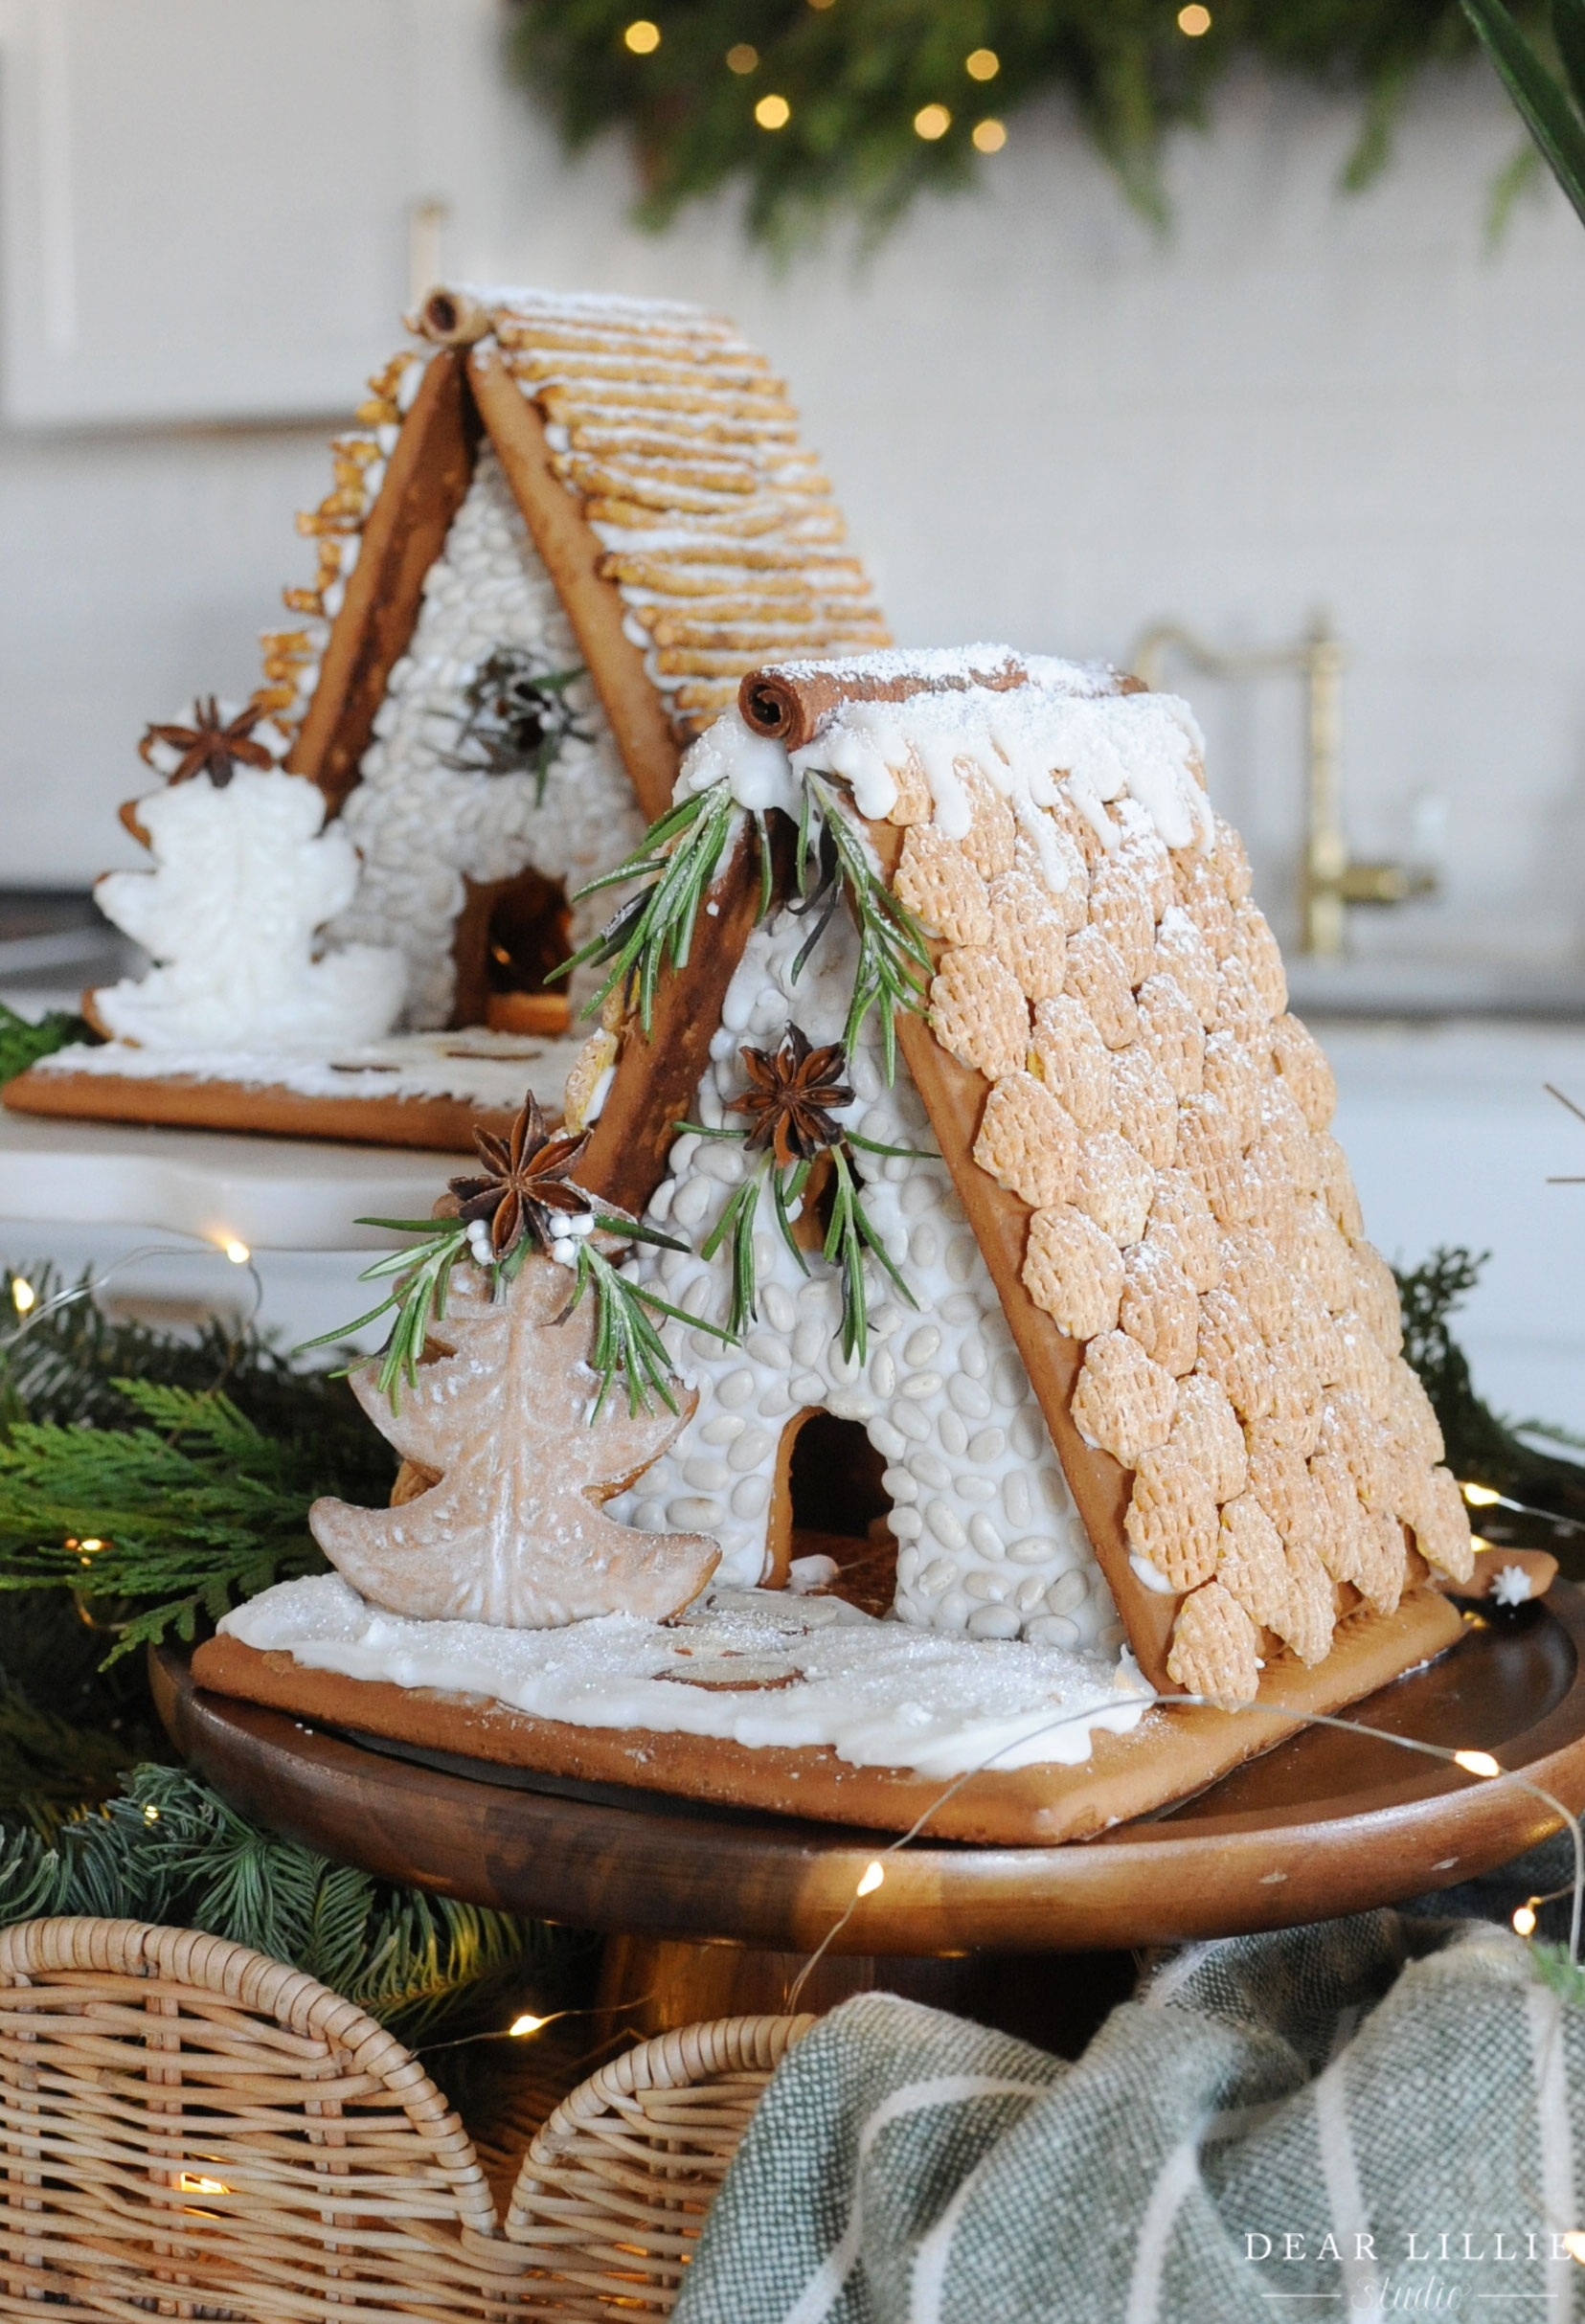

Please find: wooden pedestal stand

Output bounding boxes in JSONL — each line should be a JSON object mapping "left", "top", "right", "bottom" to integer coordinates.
{"left": 155, "top": 1587, "right": 1585, "bottom": 2066}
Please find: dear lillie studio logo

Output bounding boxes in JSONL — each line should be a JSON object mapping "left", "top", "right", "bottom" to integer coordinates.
{"left": 1242, "top": 2226, "right": 1585, "bottom": 2310}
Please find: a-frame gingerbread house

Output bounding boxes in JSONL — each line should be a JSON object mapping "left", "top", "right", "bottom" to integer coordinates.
{"left": 5, "top": 284, "right": 887, "bottom": 1150}
{"left": 194, "top": 649, "right": 1478, "bottom": 1847}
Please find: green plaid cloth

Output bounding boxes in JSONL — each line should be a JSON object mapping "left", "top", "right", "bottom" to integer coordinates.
{"left": 677, "top": 1882, "right": 1585, "bottom": 2323}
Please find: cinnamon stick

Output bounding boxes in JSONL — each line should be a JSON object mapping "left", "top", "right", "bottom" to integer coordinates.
{"left": 286, "top": 348, "right": 481, "bottom": 813}
{"left": 737, "top": 652, "right": 1029, "bottom": 752}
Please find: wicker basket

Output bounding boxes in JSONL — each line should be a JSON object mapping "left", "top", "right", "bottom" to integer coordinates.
{"left": 502, "top": 2013, "right": 817, "bottom": 2320}
{"left": 0, "top": 1914, "right": 519, "bottom": 2320}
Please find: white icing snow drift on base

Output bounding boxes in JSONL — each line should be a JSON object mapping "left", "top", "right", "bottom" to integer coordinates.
{"left": 222, "top": 1573, "right": 1152, "bottom": 1777}
{"left": 95, "top": 768, "right": 404, "bottom": 1051}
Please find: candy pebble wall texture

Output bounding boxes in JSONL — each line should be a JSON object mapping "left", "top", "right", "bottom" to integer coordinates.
{"left": 608, "top": 905, "right": 1121, "bottom": 1653}
{"left": 618, "top": 657, "right": 1472, "bottom": 1703}
{"left": 326, "top": 449, "right": 645, "bottom": 1028}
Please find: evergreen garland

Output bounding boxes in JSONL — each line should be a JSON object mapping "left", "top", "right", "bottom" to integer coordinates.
{"left": 0, "top": 1274, "right": 561, "bottom": 2041}
{"left": 505, "top": 0, "right": 1510, "bottom": 243}
{"left": 0, "top": 1764, "right": 548, "bottom": 2038}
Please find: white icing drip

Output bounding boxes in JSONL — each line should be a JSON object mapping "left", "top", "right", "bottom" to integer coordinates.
{"left": 1129, "top": 1552, "right": 1178, "bottom": 1596}
{"left": 93, "top": 769, "right": 404, "bottom": 1052}
{"left": 677, "top": 710, "right": 800, "bottom": 817}
{"left": 222, "top": 1573, "right": 1151, "bottom": 1777}
{"left": 606, "top": 902, "right": 1121, "bottom": 1658}
{"left": 672, "top": 659, "right": 1214, "bottom": 882}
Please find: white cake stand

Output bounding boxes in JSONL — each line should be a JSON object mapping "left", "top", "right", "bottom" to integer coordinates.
{"left": 0, "top": 1108, "right": 464, "bottom": 1348}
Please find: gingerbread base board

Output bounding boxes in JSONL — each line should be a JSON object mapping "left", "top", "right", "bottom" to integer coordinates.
{"left": 2, "top": 1065, "right": 518, "bottom": 1154}
{"left": 192, "top": 1586, "right": 1464, "bottom": 1846}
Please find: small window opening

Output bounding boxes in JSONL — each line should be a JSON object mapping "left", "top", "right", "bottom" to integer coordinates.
{"left": 450, "top": 867, "right": 573, "bottom": 1034}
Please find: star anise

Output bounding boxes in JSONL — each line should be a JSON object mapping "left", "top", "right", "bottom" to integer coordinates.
{"left": 138, "top": 696, "right": 278, "bottom": 787}
{"left": 730, "top": 1025, "right": 854, "bottom": 1168}
{"left": 448, "top": 1091, "right": 594, "bottom": 1260}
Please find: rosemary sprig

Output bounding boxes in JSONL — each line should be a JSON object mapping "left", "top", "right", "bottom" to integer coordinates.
{"left": 563, "top": 1243, "right": 733, "bottom": 1416}
{"left": 556, "top": 782, "right": 740, "bottom": 1029}
{"left": 699, "top": 1167, "right": 770, "bottom": 1340}
{"left": 300, "top": 1207, "right": 725, "bottom": 1419}
{"left": 824, "top": 1146, "right": 917, "bottom": 1364}
{"left": 803, "top": 773, "right": 933, "bottom": 1080}
{"left": 295, "top": 1216, "right": 469, "bottom": 1407}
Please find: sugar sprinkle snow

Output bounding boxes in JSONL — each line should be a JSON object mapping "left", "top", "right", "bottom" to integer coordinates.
{"left": 223, "top": 1574, "right": 1151, "bottom": 1778}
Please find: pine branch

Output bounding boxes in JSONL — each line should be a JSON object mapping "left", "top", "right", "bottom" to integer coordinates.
{"left": 0, "top": 1002, "right": 85, "bottom": 1088}
{"left": 0, "top": 1765, "right": 554, "bottom": 2037}
{"left": 0, "top": 1381, "right": 332, "bottom": 1662}
{"left": 1394, "top": 1245, "right": 1585, "bottom": 1561}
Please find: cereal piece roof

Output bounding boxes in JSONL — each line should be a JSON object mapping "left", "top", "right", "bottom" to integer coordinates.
{"left": 660, "top": 652, "right": 1474, "bottom": 1704}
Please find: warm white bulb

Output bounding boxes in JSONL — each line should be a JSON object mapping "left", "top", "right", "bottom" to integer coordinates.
{"left": 143, "top": 1804, "right": 160, "bottom": 1823}
{"left": 10, "top": 1277, "right": 35, "bottom": 1316}
{"left": 1454, "top": 1749, "right": 1502, "bottom": 1779}
{"left": 856, "top": 1860, "right": 885, "bottom": 1897}
{"left": 1563, "top": 2232, "right": 1585, "bottom": 2267}
{"left": 223, "top": 1239, "right": 250, "bottom": 1265}
{"left": 1462, "top": 1482, "right": 1502, "bottom": 1507}
{"left": 1513, "top": 1905, "right": 1538, "bottom": 1936}
{"left": 509, "top": 2013, "right": 548, "bottom": 2038}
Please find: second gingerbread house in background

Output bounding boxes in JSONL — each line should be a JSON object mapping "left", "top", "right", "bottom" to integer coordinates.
{"left": 5, "top": 283, "right": 887, "bottom": 1149}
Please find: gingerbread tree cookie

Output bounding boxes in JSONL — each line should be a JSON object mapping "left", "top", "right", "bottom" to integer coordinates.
{"left": 310, "top": 1251, "right": 720, "bottom": 1627}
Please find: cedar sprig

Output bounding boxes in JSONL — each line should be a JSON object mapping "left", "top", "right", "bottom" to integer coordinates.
{"left": 0, "top": 1381, "right": 329, "bottom": 1663}
{"left": 557, "top": 780, "right": 740, "bottom": 1030}
{"left": 0, "top": 1001, "right": 87, "bottom": 1089}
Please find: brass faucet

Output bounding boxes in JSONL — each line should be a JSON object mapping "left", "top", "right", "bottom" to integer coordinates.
{"left": 1129, "top": 612, "right": 1435, "bottom": 957}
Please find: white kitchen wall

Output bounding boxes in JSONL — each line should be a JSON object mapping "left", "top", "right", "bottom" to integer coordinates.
{"left": 3, "top": 2, "right": 1585, "bottom": 981}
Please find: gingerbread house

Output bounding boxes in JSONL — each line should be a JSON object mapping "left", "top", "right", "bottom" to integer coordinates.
{"left": 193, "top": 649, "right": 1479, "bottom": 1847}
{"left": 5, "top": 284, "right": 887, "bottom": 1150}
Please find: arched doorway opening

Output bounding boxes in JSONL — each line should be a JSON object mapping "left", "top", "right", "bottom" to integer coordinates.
{"left": 449, "top": 865, "right": 573, "bottom": 1034}
{"left": 767, "top": 1408, "right": 896, "bottom": 1616}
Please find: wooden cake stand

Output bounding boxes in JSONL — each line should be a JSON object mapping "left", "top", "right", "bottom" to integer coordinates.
{"left": 154, "top": 1587, "right": 1585, "bottom": 2057}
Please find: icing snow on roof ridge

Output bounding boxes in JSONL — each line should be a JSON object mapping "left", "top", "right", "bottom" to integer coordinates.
{"left": 436, "top": 282, "right": 733, "bottom": 330}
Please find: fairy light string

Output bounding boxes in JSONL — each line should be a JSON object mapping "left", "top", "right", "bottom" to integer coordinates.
{"left": 784, "top": 1691, "right": 1585, "bottom": 2012}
